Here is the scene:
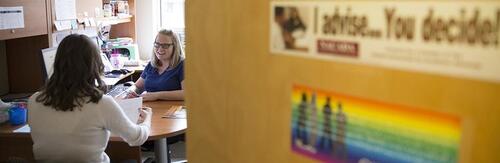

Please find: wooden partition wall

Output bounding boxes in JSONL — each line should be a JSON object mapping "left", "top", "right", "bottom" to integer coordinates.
{"left": 185, "top": 1, "right": 500, "bottom": 163}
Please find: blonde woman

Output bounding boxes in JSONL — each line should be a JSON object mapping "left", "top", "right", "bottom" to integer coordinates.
{"left": 128, "top": 29, "right": 185, "bottom": 101}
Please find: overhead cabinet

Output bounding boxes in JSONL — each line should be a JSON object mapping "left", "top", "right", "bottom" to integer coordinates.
{"left": 0, "top": 0, "right": 49, "bottom": 40}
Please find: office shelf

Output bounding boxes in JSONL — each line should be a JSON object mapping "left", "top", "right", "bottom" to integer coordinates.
{"left": 96, "top": 15, "right": 133, "bottom": 26}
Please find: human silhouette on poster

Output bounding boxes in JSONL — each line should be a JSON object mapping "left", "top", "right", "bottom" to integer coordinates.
{"left": 317, "top": 96, "right": 334, "bottom": 155}
{"left": 295, "top": 92, "right": 309, "bottom": 146}
{"left": 335, "top": 102, "right": 347, "bottom": 161}
{"left": 308, "top": 93, "right": 318, "bottom": 151}
{"left": 292, "top": 90, "right": 351, "bottom": 162}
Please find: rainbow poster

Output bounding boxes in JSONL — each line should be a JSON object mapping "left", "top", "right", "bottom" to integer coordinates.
{"left": 291, "top": 85, "right": 461, "bottom": 163}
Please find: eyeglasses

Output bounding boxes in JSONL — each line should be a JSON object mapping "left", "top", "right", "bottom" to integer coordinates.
{"left": 154, "top": 42, "right": 174, "bottom": 49}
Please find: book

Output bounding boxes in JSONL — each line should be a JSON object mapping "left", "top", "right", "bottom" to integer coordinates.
{"left": 162, "top": 106, "right": 186, "bottom": 119}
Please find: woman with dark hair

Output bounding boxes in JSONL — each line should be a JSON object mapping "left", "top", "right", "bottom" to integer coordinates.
{"left": 28, "top": 34, "right": 152, "bottom": 162}
{"left": 126, "top": 29, "right": 184, "bottom": 101}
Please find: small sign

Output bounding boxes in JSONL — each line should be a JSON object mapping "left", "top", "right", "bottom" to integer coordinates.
{"left": 271, "top": 1, "right": 500, "bottom": 83}
{"left": 0, "top": 7, "right": 24, "bottom": 30}
{"left": 291, "top": 85, "right": 462, "bottom": 163}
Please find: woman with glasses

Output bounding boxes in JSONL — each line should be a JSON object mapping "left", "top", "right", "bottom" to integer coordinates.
{"left": 126, "top": 29, "right": 185, "bottom": 101}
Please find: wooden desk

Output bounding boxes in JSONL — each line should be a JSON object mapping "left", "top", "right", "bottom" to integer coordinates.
{"left": 0, "top": 100, "right": 186, "bottom": 163}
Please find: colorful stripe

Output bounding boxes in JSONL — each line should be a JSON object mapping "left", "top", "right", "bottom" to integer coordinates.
{"left": 291, "top": 85, "right": 461, "bottom": 163}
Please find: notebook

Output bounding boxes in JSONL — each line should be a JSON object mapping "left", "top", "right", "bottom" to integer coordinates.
{"left": 162, "top": 106, "right": 186, "bottom": 119}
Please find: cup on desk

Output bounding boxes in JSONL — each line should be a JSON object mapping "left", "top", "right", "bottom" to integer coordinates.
{"left": 9, "top": 106, "right": 27, "bottom": 125}
{"left": 110, "top": 53, "right": 125, "bottom": 69}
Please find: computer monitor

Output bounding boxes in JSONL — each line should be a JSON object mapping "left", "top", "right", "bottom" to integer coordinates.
{"left": 41, "top": 47, "right": 57, "bottom": 81}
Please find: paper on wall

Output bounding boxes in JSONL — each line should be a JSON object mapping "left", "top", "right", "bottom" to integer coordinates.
{"left": 55, "top": 0, "right": 77, "bottom": 20}
{"left": 0, "top": 7, "right": 24, "bottom": 30}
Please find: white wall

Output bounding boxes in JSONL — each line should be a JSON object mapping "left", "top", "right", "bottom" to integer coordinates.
{"left": 0, "top": 41, "right": 8, "bottom": 95}
{"left": 135, "top": 0, "right": 160, "bottom": 60}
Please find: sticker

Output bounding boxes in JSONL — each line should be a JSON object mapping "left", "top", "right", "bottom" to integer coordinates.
{"left": 291, "top": 85, "right": 461, "bottom": 163}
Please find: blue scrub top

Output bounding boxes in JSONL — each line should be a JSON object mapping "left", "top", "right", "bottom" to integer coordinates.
{"left": 141, "top": 60, "right": 184, "bottom": 92}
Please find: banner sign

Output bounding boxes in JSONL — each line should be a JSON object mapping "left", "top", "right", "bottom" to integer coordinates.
{"left": 271, "top": 1, "right": 500, "bottom": 83}
{"left": 291, "top": 85, "right": 462, "bottom": 163}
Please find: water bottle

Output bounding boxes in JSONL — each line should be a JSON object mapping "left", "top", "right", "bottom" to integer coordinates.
{"left": 9, "top": 105, "right": 27, "bottom": 125}
{"left": 110, "top": 52, "right": 123, "bottom": 69}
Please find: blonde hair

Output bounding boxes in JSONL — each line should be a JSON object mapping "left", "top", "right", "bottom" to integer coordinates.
{"left": 151, "top": 29, "right": 184, "bottom": 69}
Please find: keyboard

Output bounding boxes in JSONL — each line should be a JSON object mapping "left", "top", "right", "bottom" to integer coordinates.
{"left": 106, "top": 84, "right": 130, "bottom": 97}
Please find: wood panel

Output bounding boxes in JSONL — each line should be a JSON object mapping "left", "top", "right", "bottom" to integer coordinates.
{"left": 105, "top": 141, "right": 141, "bottom": 163}
{"left": 0, "top": 136, "right": 35, "bottom": 162}
{"left": 0, "top": 0, "right": 48, "bottom": 40}
{"left": 0, "top": 41, "right": 8, "bottom": 95}
{"left": 0, "top": 135, "right": 141, "bottom": 163}
{"left": 185, "top": 0, "right": 500, "bottom": 163}
{"left": 6, "top": 35, "right": 49, "bottom": 93}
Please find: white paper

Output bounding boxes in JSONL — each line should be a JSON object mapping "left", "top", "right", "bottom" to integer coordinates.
{"left": 83, "top": 18, "right": 91, "bottom": 27}
{"left": 52, "top": 31, "right": 71, "bottom": 47}
{"left": 101, "top": 53, "right": 114, "bottom": 72}
{"left": 0, "top": 7, "right": 24, "bottom": 30}
{"left": 13, "top": 124, "right": 31, "bottom": 133}
{"left": 89, "top": 18, "right": 96, "bottom": 27}
{"left": 42, "top": 47, "right": 57, "bottom": 78}
{"left": 53, "top": 20, "right": 72, "bottom": 31}
{"left": 162, "top": 108, "right": 186, "bottom": 119}
{"left": 55, "top": 0, "right": 77, "bottom": 20}
{"left": 103, "top": 78, "right": 121, "bottom": 86}
{"left": 115, "top": 97, "right": 142, "bottom": 124}
{"left": 73, "top": 28, "right": 98, "bottom": 38}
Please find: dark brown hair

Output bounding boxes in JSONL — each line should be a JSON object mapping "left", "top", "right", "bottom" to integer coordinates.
{"left": 36, "top": 34, "right": 106, "bottom": 111}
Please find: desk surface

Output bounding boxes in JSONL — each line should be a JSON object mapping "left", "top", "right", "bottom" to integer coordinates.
{"left": 0, "top": 100, "right": 187, "bottom": 140}
{"left": 112, "top": 100, "right": 186, "bottom": 141}
{"left": 146, "top": 100, "right": 186, "bottom": 140}
{"left": 0, "top": 100, "right": 186, "bottom": 162}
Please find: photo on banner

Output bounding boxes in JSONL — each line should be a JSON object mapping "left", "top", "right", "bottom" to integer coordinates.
{"left": 291, "top": 84, "right": 462, "bottom": 163}
{"left": 271, "top": 3, "right": 313, "bottom": 53}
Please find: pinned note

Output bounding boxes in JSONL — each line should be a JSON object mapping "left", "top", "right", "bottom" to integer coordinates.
{"left": 0, "top": 7, "right": 24, "bottom": 30}
{"left": 55, "top": 0, "right": 77, "bottom": 20}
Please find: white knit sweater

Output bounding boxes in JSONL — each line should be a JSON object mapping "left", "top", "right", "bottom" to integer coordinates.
{"left": 28, "top": 93, "right": 151, "bottom": 163}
